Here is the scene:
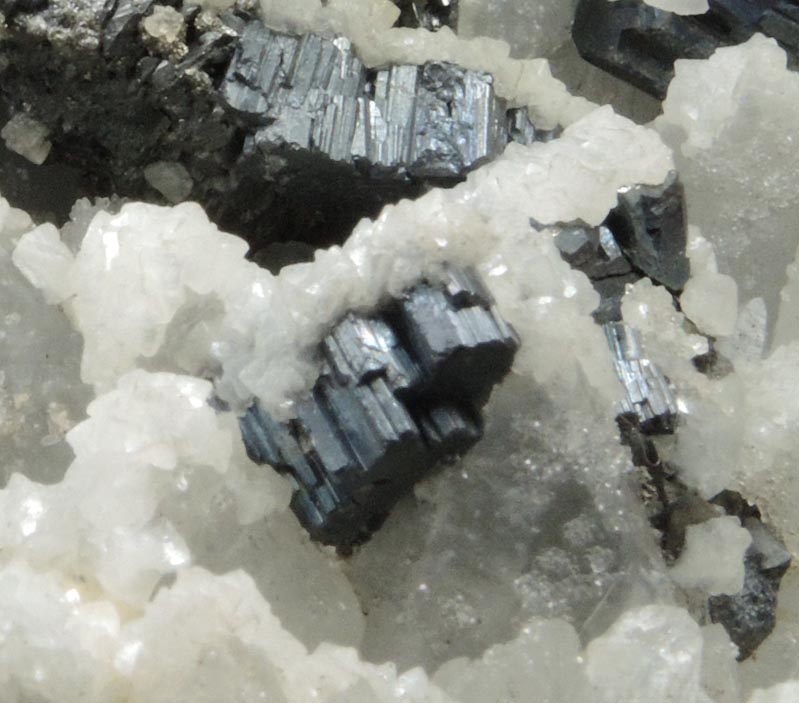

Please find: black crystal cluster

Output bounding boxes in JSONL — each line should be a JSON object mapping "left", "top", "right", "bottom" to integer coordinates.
{"left": 660, "top": 489, "right": 793, "bottom": 660}
{"left": 573, "top": 0, "right": 799, "bottom": 98}
{"left": 709, "top": 514, "right": 792, "bottom": 660}
{"left": 239, "top": 266, "right": 519, "bottom": 548}
{"left": 0, "top": 0, "right": 538, "bottom": 253}
{"left": 554, "top": 171, "right": 690, "bottom": 324}
{"left": 552, "top": 172, "right": 793, "bottom": 660}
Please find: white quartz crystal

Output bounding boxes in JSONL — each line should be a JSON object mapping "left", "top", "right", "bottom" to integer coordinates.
{"left": 701, "top": 625, "right": 742, "bottom": 703}
{"left": 11, "top": 223, "right": 75, "bottom": 304}
{"left": 0, "top": 198, "right": 91, "bottom": 486}
{"left": 717, "top": 297, "right": 768, "bottom": 364}
{"left": 1, "top": 113, "right": 52, "bottom": 165}
{"left": 670, "top": 517, "right": 752, "bottom": 595}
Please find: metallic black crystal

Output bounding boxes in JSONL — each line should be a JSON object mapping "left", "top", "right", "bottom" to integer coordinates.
{"left": 239, "top": 267, "right": 519, "bottom": 547}
{"left": 573, "top": 0, "right": 799, "bottom": 99}
{"left": 0, "top": 1, "right": 544, "bottom": 252}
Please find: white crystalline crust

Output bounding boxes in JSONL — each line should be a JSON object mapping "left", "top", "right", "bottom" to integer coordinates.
{"left": 3, "top": 46, "right": 799, "bottom": 703}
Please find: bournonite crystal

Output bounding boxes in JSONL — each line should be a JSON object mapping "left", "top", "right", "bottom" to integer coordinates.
{"left": 239, "top": 266, "right": 519, "bottom": 548}
{"left": 553, "top": 172, "right": 690, "bottom": 323}
{"left": 573, "top": 0, "right": 799, "bottom": 98}
{"left": 604, "top": 321, "right": 678, "bottom": 435}
{"left": 0, "top": 0, "right": 538, "bottom": 253}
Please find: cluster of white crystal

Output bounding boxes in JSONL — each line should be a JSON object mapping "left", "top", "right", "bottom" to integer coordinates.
{"left": 656, "top": 35, "right": 799, "bottom": 335}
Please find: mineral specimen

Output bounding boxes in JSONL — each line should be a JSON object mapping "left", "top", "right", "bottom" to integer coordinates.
{"left": 240, "top": 266, "right": 519, "bottom": 546}
{"left": 573, "top": 0, "right": 799, "bottom": 98}
{"left": 5, "top": 9, "right": 799, "bottom": 692}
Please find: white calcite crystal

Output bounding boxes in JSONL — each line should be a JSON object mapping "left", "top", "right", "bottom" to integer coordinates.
{"left": 747, "top": 682, "right": 799, "bottom": 703}
{"left": 0, "top": 199, "right": 91, "bottom": 486}
{"left": 656, "top": 35, "right": 799, "bottom": 334}
{"left": 681, "top": 271, "right": 739, "bottom": 338}
{"left": 141, "top": 4, "right": 185, "bottom": 44}
{"left": 0, "top": 113, "right": 52, "bottom": 165}
{"left": 670, "top": 517, "right": 753, "bottom": 596}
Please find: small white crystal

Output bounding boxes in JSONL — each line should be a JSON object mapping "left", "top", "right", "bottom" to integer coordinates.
{"left": 680, "top": 271, "right": 739, "bottom": 337}
{"left": 433, "top": 618, "right": 590, "bottom": 702}
{"left": 12, "top": 223, "right": 75, "bottom": 304}
{"left": 670, "top": 516, "right": 752, "bottom": 596}
{"left": 141, "top": 5, "right": 185, "bottom": 44}
{"left": 143, "top": 161, "right": 193, "bottom": 203}
{"left": 458, "top": 0, "right": 577, "bottom": 58}
{"left": 1, "top": 113, "right": 51, "bottom": 165}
